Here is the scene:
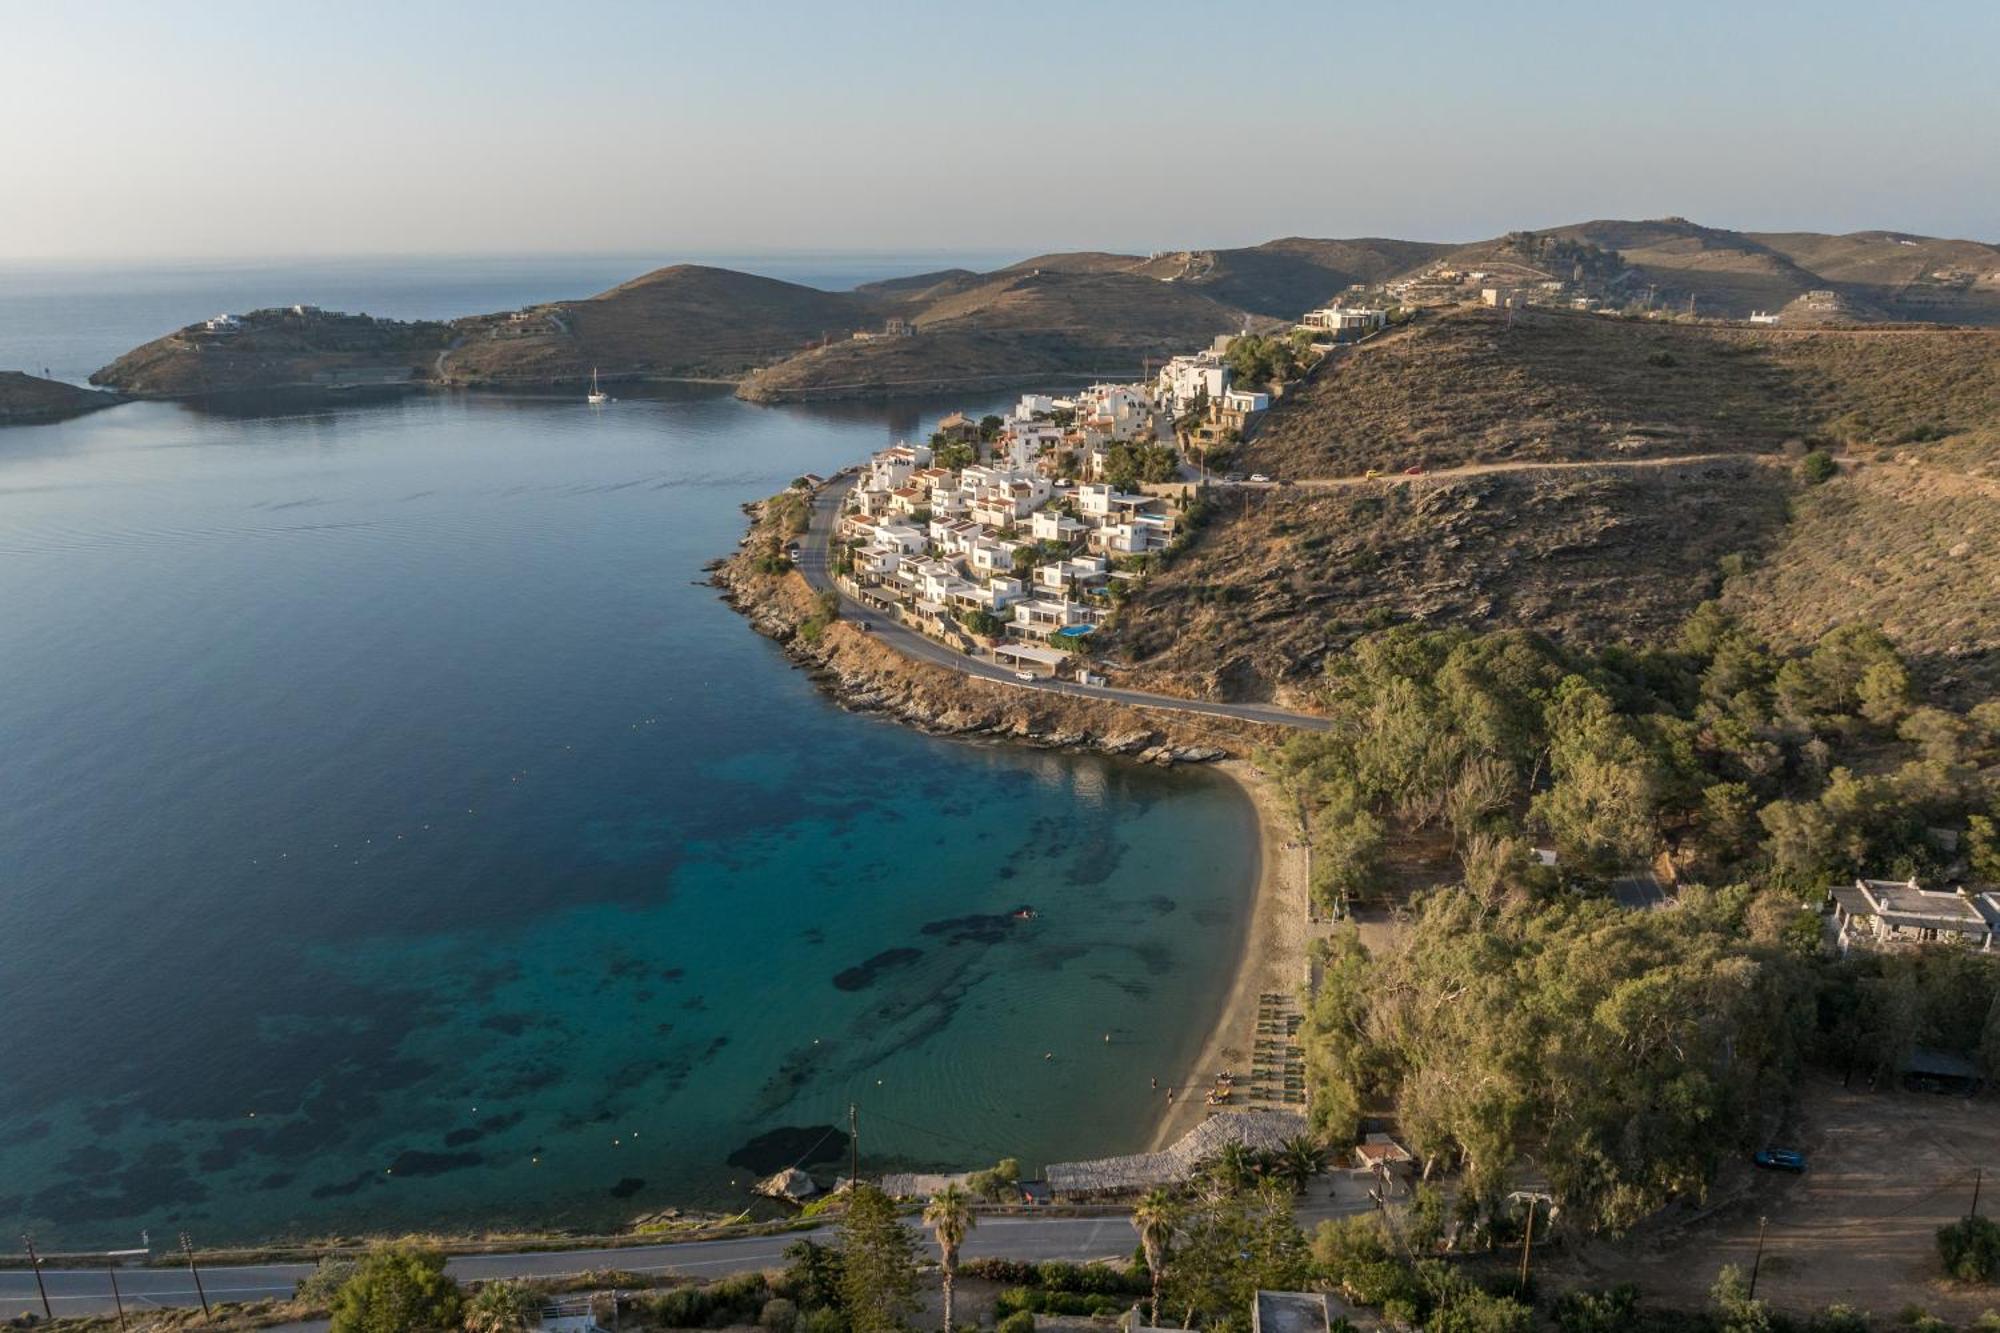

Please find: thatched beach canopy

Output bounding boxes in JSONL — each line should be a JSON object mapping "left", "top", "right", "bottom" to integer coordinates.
{"left": 1045, "top": 1110, "right": 1307, "bottom": 1199}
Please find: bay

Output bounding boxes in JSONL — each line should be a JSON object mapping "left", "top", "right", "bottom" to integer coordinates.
{"left": 0, "top": 260, "right": 1253, "bottom": 1247}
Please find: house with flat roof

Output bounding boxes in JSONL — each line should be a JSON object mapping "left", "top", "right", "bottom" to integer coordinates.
{"left": 1828, "top": 878, "right": 1997, "bottom": 953}
{"left": 1252, "top": 1291, "right": 1331, "bottom": 1333}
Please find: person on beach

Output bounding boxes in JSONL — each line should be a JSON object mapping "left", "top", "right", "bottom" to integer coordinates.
{"left": 1150, "top": 1076, "right": 1158, "bottom": 1091}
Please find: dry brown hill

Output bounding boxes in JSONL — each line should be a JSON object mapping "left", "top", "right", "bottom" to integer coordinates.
{"left": 1130, "top": 237, "right": 1452, "bottom": 319}
{"left": 1103, "top": 310, "right": 2000, "bottom": 703}
{"left": 1724, "top": 430, "right": 2000, "bottom": 700}
{"left": 740, "top": 269, "right": 1254, "bottom": 401}
{"left": 1242, "top": 307, "right": 2000, "bottom": 479}
{"left": 441, "top": 265, "right": 873, "bottom": 385}
{"left": 93, "top": 308, "right": 453, "bottom": 396}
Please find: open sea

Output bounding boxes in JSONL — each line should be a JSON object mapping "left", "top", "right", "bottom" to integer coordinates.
{"left": 0, "top": 256, "right": 1254, "bottom": 1248}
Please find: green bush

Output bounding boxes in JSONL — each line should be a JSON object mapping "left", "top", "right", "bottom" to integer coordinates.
{"left": 463, "top": 1280, "right": 541, "bottom": 1333}
{"left": 329, "top": 1246, "right": 463, "bottom": 1333}
{"left": 642, "top": 1273, "right": 773, "bottom": 1328}
{"left": 1938, "top": 1215, "right": 2000, "bottom": 1282}
{"left": 760, "top": 1297, "right": 800, "bottom": 1333}
{"left": 296, "top": 1257, "right": 360, "bottom": 1306}
{"left": 797, "top": 1307, "right": 849, "bottom": 1333}
{"left": 997, "top": 1312, "right": 1036, "bottom": 1333}
{"left": 1799, "top": 450, "right": 1838, "bottom": 485}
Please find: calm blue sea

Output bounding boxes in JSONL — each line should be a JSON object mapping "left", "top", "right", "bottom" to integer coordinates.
{"left": 0, "top": 258, "right": 1253, "bottom": 1248}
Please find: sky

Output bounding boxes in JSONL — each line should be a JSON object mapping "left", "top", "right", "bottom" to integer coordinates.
{"left": 2, "top": 0, "right": 1997, "bottom": 261}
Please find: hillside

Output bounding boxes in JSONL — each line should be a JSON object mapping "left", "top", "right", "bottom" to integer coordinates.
{"left": 741, "top": 268, "right": 1259, "bottom": 401}
{"left": 1103, "top": 311, "right": 2000, "bottom": 703}
{"left": 1130, "top": 237, "right": 1452, "bottom": 318}
{"left": 84, "top": 218, "right": 2000, "bottom": 402}
{"left": 0, "top": 371, "right": 122, "bottom": 425}
{"left": 1521, "top": 217, "right": 2000, "bottom": 323}
{"left": 92, "top": 308, "right": 453, "bottom": 396}
{"left": 439, "top": 265, "right": 874, "bottom": 385}
{"left": 1242, "top": 307, "right": 2000, "bottom": 478}
{"left": 1724, "top": 430, "right": 2000, "bottom": 701}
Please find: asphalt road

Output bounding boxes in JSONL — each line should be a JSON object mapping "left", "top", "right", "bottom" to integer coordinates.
{"left": 793, "top": 479, "right": 1330, "bottom": 734}
{"left": 4, "top": 1199, "right": 1377, "bottom": 1317}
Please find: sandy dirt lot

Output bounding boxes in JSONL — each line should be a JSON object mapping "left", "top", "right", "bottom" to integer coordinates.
{"left": 1555, "top": 1075, "right": 2000, "bottom": 1320}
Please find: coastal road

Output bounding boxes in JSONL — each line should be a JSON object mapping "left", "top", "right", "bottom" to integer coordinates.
{"left": 1, "top": 1202, "right": 1373, "bottom": 1316}
{"left": 791, "top": 478, "right": 1331, "bottom": 734}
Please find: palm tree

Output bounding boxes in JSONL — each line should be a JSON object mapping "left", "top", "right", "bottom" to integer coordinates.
{"left": 1275, "top": 1134, "right": 1328, "bottom": 1194}
{"left": 1130, "top": 1188, "right": 1177, "bottom": 1326}
{"left": 1205, "top": 1140, "right": 1253, "bottom": 1195}
{"left": 922, "top": 1184, "right": 974, "bottom": 1333}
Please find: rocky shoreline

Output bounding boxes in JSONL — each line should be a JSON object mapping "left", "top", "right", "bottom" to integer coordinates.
{"left": 710, "top": 502, "right": 1271, "bottom": 767}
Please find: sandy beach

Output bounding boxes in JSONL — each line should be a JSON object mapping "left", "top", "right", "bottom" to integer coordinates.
{"left": 1145, "top": 757, "right": 1311, "bottom": 1149}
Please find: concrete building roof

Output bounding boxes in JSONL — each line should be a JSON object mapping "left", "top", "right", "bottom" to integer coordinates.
{"left": 1253, "top": 1291, "right": 1331, "bottom": 1333}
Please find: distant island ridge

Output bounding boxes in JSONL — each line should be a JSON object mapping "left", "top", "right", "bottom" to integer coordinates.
{"left": 79, "top": 217, "right": 2000, "bottom": 405}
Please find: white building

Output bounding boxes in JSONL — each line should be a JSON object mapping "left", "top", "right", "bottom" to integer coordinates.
{"left": 1829, "top": 879, "right": 1999, "bottom": 953}
{"left": 868, "top": 443, "right": 934, "bottom": 492}
{"left": 1299, "top": 305, "right": 1386, "bottom": 336}
{"left": 1222, "top": 387, "right": 1269, "bottom": 414}
{"left": 1156, "top": 352, "right": 1230, "bottom": 414}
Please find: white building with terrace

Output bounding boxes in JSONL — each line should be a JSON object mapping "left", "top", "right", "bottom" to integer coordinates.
{"left": 1828, "top": 878, "right": 2000, "bottom": 953}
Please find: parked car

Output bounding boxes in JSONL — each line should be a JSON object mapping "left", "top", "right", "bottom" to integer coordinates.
{"left": 1014, "top": 670, "right": 1036, "bottom": 682}
{"left": 1404, "top": 464, "right": 1425, "bottom": 476}
{"left": 1754, "top": 1148, "right": 1807, "bottom": 1173}
{"left": 1365, "top": 468, "right": 1381, "bottom": 479}
{"left": 1223, "top": 472, "right": 1244, "bottom": 483}
{"left": 1249, "top": 473, "right": 1271, "bottom": 483}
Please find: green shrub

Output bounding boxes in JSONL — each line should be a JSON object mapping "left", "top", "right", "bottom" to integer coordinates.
{"left": 463, "top": 1280, "right": 541, "bottom": 1333}
{"left": 797, "top": 1307, "right": 848, "bottom": 1333}
{"left": 1799, "top": 450, "right": 1838, "bottom": 485}
{"left": 1938, "top": 1215, "right": 2000, "bottom": 1282}
{"left": 296, "top": 1257, "right": 360, "bottom": 1306}
{"left": 642, "top": 1273, "right": 772, "bottom": 1328}
{"left": 997, "top": 1312, "right": 1036, "bottom": 1333}
{"left": 760, "top": 1297, "right": 800, "bottom": 1333}
{"left": 961, "top": 1257, "right": 1036, "bottom": 1285}
{"left": 329, "top": 1246, "right": 463, "bottom": 1333}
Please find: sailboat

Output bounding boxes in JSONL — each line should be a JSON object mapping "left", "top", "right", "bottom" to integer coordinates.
{"left": 587, "top": 368, "right": 609, "bottom": 405}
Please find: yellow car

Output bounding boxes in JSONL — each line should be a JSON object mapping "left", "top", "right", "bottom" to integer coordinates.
{"left": 1364, "top": 468, "right": 1381, "bottom": 480}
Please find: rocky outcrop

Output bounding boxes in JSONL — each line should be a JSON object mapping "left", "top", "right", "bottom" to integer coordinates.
{"left": 0, "top": 371, "right": 122, "bottom": 425}
{"left": 753, "top": 1167, "right": 820, "bottom": 1204}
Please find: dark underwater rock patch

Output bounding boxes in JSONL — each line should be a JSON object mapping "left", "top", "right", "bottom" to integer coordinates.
{"left": 726, "top": 1124, "right": 848, "bottom": 1174}
{"left": 832, "top": 947, "right": 922, "bottom": 991}
{"left": 387, "top": 1148, "right": 482, "bottom": 1177}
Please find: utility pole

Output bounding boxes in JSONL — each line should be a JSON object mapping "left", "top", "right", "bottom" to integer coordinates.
{"left": 849, "top": 1103, "right": 860, "bottom": 1187}
{"left": 21, "top": 1234, "right": 51, "bottom": 1321}
{"left": 1516, "top": 1197, "right": 1538, "bottom": 1297}
{"left": 1973, "top": 1167, "right": 1984, "bottom": 1219}
{"left": 1747, "top": 1216, "right": 1769, "bottom": 1298}
{"left": 108, "top": 1262, "right": 127, "bottom": 1331}
{"left": 180, "top": 1232, "right": 210, "bottom": 1317}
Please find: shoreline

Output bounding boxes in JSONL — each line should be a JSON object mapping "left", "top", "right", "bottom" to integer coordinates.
{"left": 1145, "top": 758, "right": 1308, "bottom": 1150}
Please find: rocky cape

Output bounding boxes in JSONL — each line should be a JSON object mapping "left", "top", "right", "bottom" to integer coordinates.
{"left": 0, "top": 371, "right": 123, "bottom": 426}
{"left": 712, "top": 501, "right": 1267, "bottom": 766}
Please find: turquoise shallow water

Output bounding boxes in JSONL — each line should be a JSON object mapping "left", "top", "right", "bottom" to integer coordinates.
{"left": 0, "top": 368, "right": 1253, "bottom": 1246}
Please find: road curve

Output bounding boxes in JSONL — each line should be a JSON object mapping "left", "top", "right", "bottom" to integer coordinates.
{"left": 791, "top": 479, "right": 1331, "bottom": 733}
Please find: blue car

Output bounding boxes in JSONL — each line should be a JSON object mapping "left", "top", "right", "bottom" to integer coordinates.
{"left": 1754, "top": 1148, "right": 1807, "bottom": 1173}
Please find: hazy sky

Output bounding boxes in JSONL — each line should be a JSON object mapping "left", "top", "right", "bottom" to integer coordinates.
{"left": 4, "top": 0, "right": 1997, "bottom": 260}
